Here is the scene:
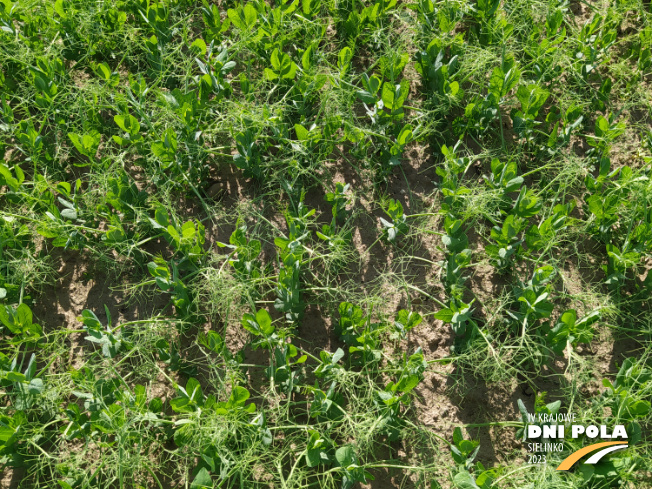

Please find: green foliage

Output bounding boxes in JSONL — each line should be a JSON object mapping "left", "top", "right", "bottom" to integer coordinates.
{"left": 0, "top": 303, "right": 43, "bottom": 344}
{"left": 587, "top": 114, "right": 626, "bottom": 156}
{"left": 393, "top": 309, "right": 422, "bottom": 339}
{"left": 67, "top": 131, "right": 100, "bottom": 164}
{"left": 415, "top": 38, "right": 461, "bottom": 98}
{"left": 219, "top": 218, "right": 262, "bottom": 280}
{"left": 483, "top": 159, "right": 523, "bottom": 196}
{"left": 437, "top": 143, "right": 472, "bottom": 214}
{"left": 449, "top": 428, "right": 497, "bottom": 488}
{"left": 525, "top": 203, "right": 573, "bottom": 252}
{"left": 511, "top": 84, "right": 549, "bottom": 142}
{"left": 264, "top": 49, "right": 298, "bottom": 81}
{"left": 78, "top": 308, "right": 132, "bottom": 358}
{"left": 242, "top": 308, "right": 275, "bottom": 337}
{"left": 1, "top": 0, "right": 651, "bottom": 487}
{"left": 455, "top": 55, "right": 521, "bottom": 137}
{"left": 575, "top": 14, "right": 618, "bottom": 79}
{"left": 336, "top": 444, "right": 375, "bottom": 488}
{"left": 485, "top": 214, "right": 525, "bottom": 270}
{"left": 233, "top": 129, "right": 262, "bottom": 179}
{"left": 603, "top": 358, "right": 651, "bottom": 428}
{"left": 113, "top": 113, "right": 142, "bottom": 145}
{"left": 380, "top": 198, "right": 407, "bottom": 242}
{"left": 524, "top": 9, "right": 565, "bottom": 82}
{"left": 545, "top": 309, "right": 600, "bottom": 354}
{"left": 149, "top": 206, "right": 206, "bottom": 267}
{"left": 273, "top": 195, "right": 313, "bottom": 324}
{"left": 435, "top": 299, "right": 476, "bottom": 336}
{"left": 148, "top": 258, "right": 195, "bottom": 319}
{"left": 227, "top": 3, "right": 258, "bottom": 32}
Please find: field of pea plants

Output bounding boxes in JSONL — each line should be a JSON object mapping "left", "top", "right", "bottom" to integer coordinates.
{"left": 1, "top": 0, "right": 652, "bottom": 487}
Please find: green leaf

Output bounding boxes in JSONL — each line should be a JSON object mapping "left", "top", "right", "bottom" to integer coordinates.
{"left": 68, "top": 131, "right": 100, "bottom": 159}
{"left": 629, "top": 400, "right": 650, "bottom": 416}
{"left": 6, "top": 371, "right": 26, "bottom": 382}
{"left": 397, "top": 124, "right": 413, "bottom": 146}
{"left": 453, "top": 426, "right": 463, "bottom": 446}
{"left": 516, "top": 84, "right": 549, "bottom": 117}
{"left": 268, "top": 49, "right": 298, "bottom": 80}
{"left": 186, "top": 377, "right": 203, "bottom": 404}
{"left": 434, "top": 308, "right": 454, "bottom": 322}
{"left": 0, "top": 164, "right": 21, "bottom": 191}
{"left": 395, "top": 374, "right": 420, "bottom": 393}
{"left": 190, "top": 467, "right": 212, "bottom": 488}
{"left": 16, "top": 303, "right": 33, "bottom": 327}
{"left": 255, "top": 308, "right": 274, "bottom": 335}
{"left": 294, "top": 124, "right": 309, "bottom": 141}
{"left": 170, "top": 397, "right": 192, "bottom": 413}
{"left": 306, "top": 430, "right": 328, "bottom": 467}
{"left": 513, "top": 188, "right": 541, "bottom": 218}
{"left": 594, "top": 116, "right": 610, "bottom": 138}
{"left": 453, "top": 470, "right": 480, "bottom": 489}
{"left": 357, "top": 74, "right": 381, "bottom": 104}
{"left": 60, "top": 208, "right": 77, "bottom": 220}
{"left": 241, "top": 309, "right": 274, "bottom": 337}
{"left": 558, "top": 309, "right": 576, "bottom": 328}
{"left": 302, "top": 44, "right": 314, "bottom": 71}
{"left": 190, "top": 38, "right": 207, "bottom": 56}
{"left": 53, "top": 0, "right": 67, "bottom": 18}
{"left": 200, "top": 331, "right": 224, "bottom": 353}
{"left": 531, "top": 265, "right": 555, "bottom": 286}
{"left": 302, "top": 0, "right": 321, "bottom": 16}
{"left": 181, "top": 221, "right": 196, "bottom": 240}
{"left": 306, "top": 447, "right": 322, "bottom": 467}
{"left": 335, "top": 445, "right": 355, "bottom": 467}
{"left": 338, "top": 46, "right": 352, "bottom": 74}
{"left": 174, "top": 422, "right": 195, "bottom": 445}
{"left": 114, "top": 114, "right": 140, "bottom": 135}
{"left": 263, "top": 67, "right": 278, "bottom": 80}
{"left": 475, "top": 470, "right": 494, "bottom": 489}
{"left": 381, "top": 80, "right": 409, "bottom": 111}
{"left": 395, "top": 309, "right": 422, "bottom": 333}
{"left": 228, "top": 386, "right": 250, "bottom": 407}
{"left": 227, "top": 3, "right": 257, "bottom": 31}
{"left": 151, "top": 130, "right": 178, "bottom": 164}
{"left": 93, "top": 62, "right": 119, "bottom": 86}
{"left": 489, "top": 64, "right": 521, "bottom": 100}
{"left": 79, "top": 310, "right": 101, "bottom": 332}
{"left": 381, "top": 83, "right": 395, "bottom": 109}
{"left": 154, "top": 207, "right": 170, "bottom": 229}
{"left": 27, "top": 378, "right": 44, "bottom": 395}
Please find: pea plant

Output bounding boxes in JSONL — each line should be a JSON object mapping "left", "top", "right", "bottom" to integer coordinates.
{"left": 1, "top": 0, "right": 651, "bottom": 487}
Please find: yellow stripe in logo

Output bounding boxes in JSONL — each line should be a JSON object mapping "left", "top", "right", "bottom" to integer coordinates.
{"left": 556, "top": 441, "right": 628, "bottom": 471}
